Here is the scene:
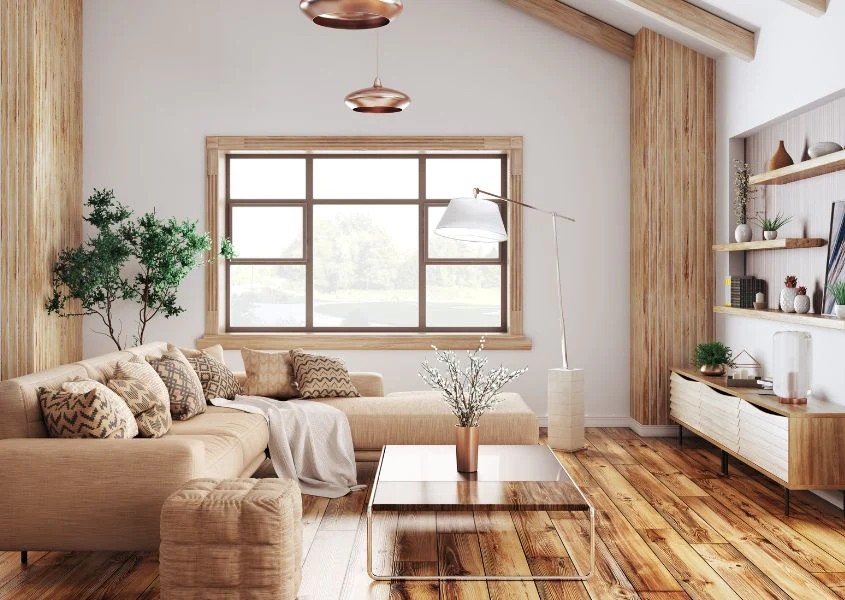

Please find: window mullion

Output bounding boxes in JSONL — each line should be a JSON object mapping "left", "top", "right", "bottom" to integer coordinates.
{"left": 419, "top": 157, "right": 426, "bottom": 330}
{"left": 305, "top": 158, "right": 314, "bottom": 329}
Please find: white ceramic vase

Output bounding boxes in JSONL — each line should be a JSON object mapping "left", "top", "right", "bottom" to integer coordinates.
{"left": 780, "top": 287, "right": 797, "bottom": 313}
{"left": 794, "top": 294, "right": 810, "bottom": 314}
{"left": 835, "top": 305, "right": 845, "bottom": 320}
{"left": 764, "top": 230, "right": 778, "bottom": 240}
{"left": 734, "top": 224, "right": 752, "bottom": 243}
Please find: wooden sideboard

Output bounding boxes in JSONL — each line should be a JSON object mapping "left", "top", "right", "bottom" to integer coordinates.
{"left": 669, "top": 367, "right": 845, "bottom": 515}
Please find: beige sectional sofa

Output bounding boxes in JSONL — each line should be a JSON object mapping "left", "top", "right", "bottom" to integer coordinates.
{"left": 0, "top": 341, "right": 538, "bottom": 552}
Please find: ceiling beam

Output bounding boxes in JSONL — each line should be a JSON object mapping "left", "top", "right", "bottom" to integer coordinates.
{"left": 776, "top": 0, "right": 828, "bottom": 16}
{"left": 608, "top": 0, "right": 756, "bottom": 61}
{"left": 500, "top": 0, "right": 635, "bottom": 61}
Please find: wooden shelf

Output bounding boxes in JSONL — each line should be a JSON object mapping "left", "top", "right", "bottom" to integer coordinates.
{"left": 714, "top": 305, "right": 845, "bottom": 330}
{"left": 712, "top": 238, "right": 826, "bottom": 252}
{"left": 750, "top": 149, "right": 845, "bottom": 185}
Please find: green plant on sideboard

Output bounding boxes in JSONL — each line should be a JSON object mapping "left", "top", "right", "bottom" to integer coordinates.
{"left": 694, "top": 341, "right": 733, "bottom": 376}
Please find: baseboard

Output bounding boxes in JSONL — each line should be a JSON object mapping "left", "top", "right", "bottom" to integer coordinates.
{"left": 629, "top": 420, "right": 680, "bottom": 437}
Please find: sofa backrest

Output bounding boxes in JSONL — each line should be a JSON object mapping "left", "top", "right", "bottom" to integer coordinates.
{"left": 0, "top": 342, "right": 169, "bottom": 440}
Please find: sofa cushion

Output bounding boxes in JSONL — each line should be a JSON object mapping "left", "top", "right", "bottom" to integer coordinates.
{"left": 175, "top": 343, "right": 225, "bottom": 364}
{"left": 290, "top": 349, "right": 359, "bottom": 399}
{"left": 108, "top": 357, "right": 172, "bottom": 438}
{"left": 62, "top": 378, "right": 139, "bottom": 438}
{"left": 241, "top": 348, "right": 297, "bottom": 399}
{"left": 148, "top": 351, "right": 206, "bottom": 421}
{"left": 311, "top": 391, "right": 538, "bottom": 449}
{"left": 185, "top": 352, "right": 243, "bottom": 401}
{"left": 39, "top": 387, "right": 133, "bottom": 439}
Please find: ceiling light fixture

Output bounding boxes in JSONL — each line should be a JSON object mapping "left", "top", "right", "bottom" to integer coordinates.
{"left": 344, "top": 33, "right": 410, "bottom": 113}
{"left": 300, "top": 0, "right": 403, "bottom": 30}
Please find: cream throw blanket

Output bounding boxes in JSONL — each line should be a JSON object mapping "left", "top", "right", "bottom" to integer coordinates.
{"left": 210, "top": 395, "right": 364, "bottom": 498}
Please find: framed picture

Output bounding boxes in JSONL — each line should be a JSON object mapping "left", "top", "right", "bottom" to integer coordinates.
{"left": 824, "top": 200, "right": 845, "bottom": 315}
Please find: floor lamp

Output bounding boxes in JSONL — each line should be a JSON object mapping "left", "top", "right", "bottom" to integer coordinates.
{"left": 435, "top": 188, "right": 585, "bottom": 452}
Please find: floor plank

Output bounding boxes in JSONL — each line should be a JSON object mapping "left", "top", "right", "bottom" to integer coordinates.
{"left": 475, "top": 511, "right": 540, "bottom": 600}
{"left": 691, "top": 543, "right": 790, "bottom": 600}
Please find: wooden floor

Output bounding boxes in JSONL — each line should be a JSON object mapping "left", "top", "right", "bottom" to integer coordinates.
{"left": 2, "top": 428, "right": 845, "bottom": 599}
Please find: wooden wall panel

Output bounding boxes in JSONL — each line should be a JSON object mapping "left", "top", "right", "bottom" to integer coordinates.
{"left": 1, "top": 0, "right": 83, "bottom": 379}
{"left": 631, "top": 29, "right": 715, "bottom": 426}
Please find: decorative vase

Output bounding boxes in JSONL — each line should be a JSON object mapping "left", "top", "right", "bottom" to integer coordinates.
{"left": 700, "top": 364, "right": 725, "bottom": 376}
{"left": 455, "top": 425, "right": 479, "bottom": 472}
{"left": 780, "top": 287, "right": 797, "bottom": 312}
{"left": 773, "top": 331, "right": 811, "bottom": 404}
{"left": 764, "top": 230, "right": 778, "bottom": 240}
{"left": 734, "top": 224, "right": 752, "bottom": 243}
{"left": 835, "top": 305, "right": 845, "bottom": 320}
{"left": 767, "top": 140, "right": 794, "bottom": 171}
{"left": 794, "top": 294, "right": 810, "bottom": 314}
{"left": 808, "top": 141, "right": 842, "bottom": 159}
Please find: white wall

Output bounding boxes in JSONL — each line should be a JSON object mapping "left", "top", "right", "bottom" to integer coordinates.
{"left": 714, "top": 1, "right": 845, "bottom": 407}
{"left": 82, "top": 0, "right": 631, "bottom": 422}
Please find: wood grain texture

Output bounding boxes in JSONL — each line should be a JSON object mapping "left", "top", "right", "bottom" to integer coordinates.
{"left": 498, "top": 0, "right": 635, "bottom": 60}
{"left": 750, "top": 148, "right": 845, "bottom": 186}
{"left": 197, "top": 332, "right": 532, "bottom": 351}
{"left": 0, "top": 0, "right": 83, "bottom": 379}
{"left": 775, "top": 0, "right": 828, "bottom": 15}
{"left": 714, "top": 305, "right": 845, "bottom": 330}
{"left": 631, "top": 29, "right": 715, "bottom": 426}
{"left": 608, "top": 0, "right": 755, "bottom": 60}
{"left": 712, "top": 238, "right": 826, "bottom": 252}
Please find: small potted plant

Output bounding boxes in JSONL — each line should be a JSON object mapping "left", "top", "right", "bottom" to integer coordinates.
{"left": 695, "top": 342, "right": 733, "bottom": 376}
{"left": 780, "top": 275, "right": 798, "bottom": 313}
{"left": 754, "top": 212, "right": 792, "bottom": 240}
{"left": 733, "top": 161, "right": 756, "bottom": 243}
{"left": 794, "top": 286, "right": 810, "bottom": 314}
{"left": 829, "top": 281, "right": 845, "bottom": 319}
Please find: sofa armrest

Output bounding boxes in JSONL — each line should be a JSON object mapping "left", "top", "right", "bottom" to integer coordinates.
{"left": 350, "top": 372, "right": 384, "bottom": 397}
{"left": 0, "top": 437, "right": 205, "bottom": 551}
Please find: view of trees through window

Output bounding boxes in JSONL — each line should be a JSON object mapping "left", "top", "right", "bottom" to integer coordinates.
{"left": 226, "top": 154, "right": 507, "bottom": 331}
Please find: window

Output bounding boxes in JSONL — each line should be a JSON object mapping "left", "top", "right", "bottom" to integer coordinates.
{"left": 225, "top": 154, "right": 508, "bottom": 332}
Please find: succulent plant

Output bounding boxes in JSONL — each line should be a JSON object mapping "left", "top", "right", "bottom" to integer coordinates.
{"left": 784, "top": 275, "right": 798, "bottom": 288}
{"left": 797, "top": 286, "right": 807, "bottom": 296}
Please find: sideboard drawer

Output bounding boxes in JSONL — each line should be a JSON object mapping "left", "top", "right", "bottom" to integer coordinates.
{"left": 669, "top": 373, "right": 702, "bottom": 429}
{"left": 738, "top": 400, "right": 789, "bottom": 481}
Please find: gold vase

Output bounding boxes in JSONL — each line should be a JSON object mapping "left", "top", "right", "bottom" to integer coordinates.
{"left": 700, "top": 364, "right": 725, "bottom": 376}
{"left": 455, "top": 425, "right": 479, "bottom": 473}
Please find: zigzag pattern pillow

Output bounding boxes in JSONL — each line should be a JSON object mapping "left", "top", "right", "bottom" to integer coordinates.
{"left": 62, "top": 378, "right": 139, "bottom": 438}
{"left": 148, "top": 351, "right": 206, "bottom": 421}
{"left": 39, "top": 387, "right": 132, "bottom": 439}
{"left": 108, "top": 356, "right": 172, "bottom": 437}
{"left": 186, "top": 352, "right": 243, "bottom": 401}
{"left": 290, "top": 349, "right": 359, "bottom": 399}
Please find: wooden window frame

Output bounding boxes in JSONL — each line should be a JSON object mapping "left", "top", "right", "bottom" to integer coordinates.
{"left": 199, "top": 136, "right": 530, "bottom": 351}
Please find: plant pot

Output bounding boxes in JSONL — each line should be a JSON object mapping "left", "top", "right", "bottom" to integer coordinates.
{"left": 780, "top": 287, "right": 797, "bottom": 313}
{"left": 835, "top": 304, "right": 845, "bottom": 320}
{"left": 699, "top": 364, "right": 725, "bottom": 376}
{"left": 764, "top": 230, "right": 778, "bottom": 240}
{"left": 455, "top": 425, "right": 479, "bottom": 473}
{"left": 734, "top": 224, "right": 752, "bottom": 243}
{"left": 794, "top": 294, "right": 811, "bottom": 314}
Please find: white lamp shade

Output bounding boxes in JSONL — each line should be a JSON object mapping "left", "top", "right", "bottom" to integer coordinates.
{"left": 434, "top": 197, "right": 507, "bottom": 243}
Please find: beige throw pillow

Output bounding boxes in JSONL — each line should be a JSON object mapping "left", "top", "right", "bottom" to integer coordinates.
{"left": 241, "top": 348, "right": 297, "bottom": 399}
{"left": 39, "top": 387, "right": 132, "bottom": 439}
{"left": 186, "top": 352, "right": 243, "bottom": 401}
{"left": 148, "top": 351, "right": 206, "bottom": 420}
{"left": 62, "top": 378, "right": 139, "bottom": 438}
{"left": 173, "top": 343, "right": 225, "bottom": 364}
{"left": 290, "top": 349, "right": 359, "bottom": 399}
{"left": 108, "top": 356, "right": 172, "bottom": 437}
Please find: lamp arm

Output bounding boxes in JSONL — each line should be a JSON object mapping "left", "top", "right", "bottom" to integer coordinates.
{"left": 473, "top": 188, "right": 576, "bottom": 223}
{"left": 472, "top": 188, "right": 570, "bottom": 369}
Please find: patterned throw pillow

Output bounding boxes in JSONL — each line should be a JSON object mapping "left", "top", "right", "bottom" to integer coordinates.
{"left": 185, "top": 352, "right": 243, "bottom": 401}
{"left": 62, "top": 378, "right": 139, "bottom": 438}
{"left": 148, "top": 351, "right": 206, "bottom": 420}
{"left": 39, "top": 387, "right": 132, "bottom": 439}
{"left": 289, "top": 349, "right": 359, "bottom": 399}
{"left": 175, "top": 343, "right": 225, "bottom": 364}
{"left": 241, "top": 348, "right": 297, "bottom": 399}
{"left": 108, "top": 356, "right": 172, "bottom": 437}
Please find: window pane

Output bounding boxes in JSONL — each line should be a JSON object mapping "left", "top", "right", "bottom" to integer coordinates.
{"left": 230, "top": 265, "right": 306, "bottom": 327}
{"left": 426, "top": 158, "right": 503, "bottom": 200}
{"left": 313, "top": 158, "right": 418, "bottom": 199}
{"left": 426, "top": 265, "right": 501, "bottom": 327}
{"left": 229, "top": 158, "right": 306, "bottom": 199}
{"left": 428, "top": 206, "right": 499, "bottom": 259}
{"left": 313, "top": 205, "right": 418, "bottom": 327}
{"left": 231, "top": 206, "right": 303, "bottom": 259}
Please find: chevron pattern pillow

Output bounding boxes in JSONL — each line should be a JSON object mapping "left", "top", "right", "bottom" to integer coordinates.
{"left": 186, "top": 352, "right": 243, "bottom": 401}
{"left": 108, "top": 356, "right": 172, "bottom": 437}
{"left": 148, "top": 351, "right": 206, "bottom": 421}
{"left": 39, "top": 387, "right": 133, "bottom": 439}
{"left": 290, "top": 349, "right": 360, "bottom": 399}
{"left": 62, "top": 378, "right": 139, "bottom": 438}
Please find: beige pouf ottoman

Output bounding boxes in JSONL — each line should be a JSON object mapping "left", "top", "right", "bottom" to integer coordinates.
{"left": 160, "top": 478, "right": 302, "bottom": 600}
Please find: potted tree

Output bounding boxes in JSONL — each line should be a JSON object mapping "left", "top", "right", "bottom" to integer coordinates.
{"left": 695, "top": 342, "right": 733, "bottom": 376}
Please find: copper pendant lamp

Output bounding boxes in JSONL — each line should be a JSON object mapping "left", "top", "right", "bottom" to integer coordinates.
{"left": 345, "top": 34, "right": 410, "bottom": 113}
{"left": 300, "top": 0, "right": 403, "bottom": 30}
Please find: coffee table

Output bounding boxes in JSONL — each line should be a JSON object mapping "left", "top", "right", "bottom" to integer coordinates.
{"left": 366, "top": 444, "right": 595, "bottom": 581}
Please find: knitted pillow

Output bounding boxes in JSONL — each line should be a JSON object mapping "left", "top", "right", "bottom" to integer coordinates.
{"left": 241, "top": 348, "right": 297, "bottom": 399}
{"left": 39, "top": 387, "right": 132, "bottom": 439}
{"left": 148, "top": 351, "right": 206, "bottom": 420}
{"left": 289, "top": 349, "right": 359, "bottom": 399}
{"left": 186, "top": 352, "right": 243, "bottom": 401}
{"left": 62, "top": 378, "right": 139, "bottom": 438}
{"left": 108, "top": 356, "right": 172, "bottom": 437}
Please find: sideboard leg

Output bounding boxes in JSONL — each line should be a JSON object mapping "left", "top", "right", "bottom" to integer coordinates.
{"left": 20, "top": 551, "right": 27, "bottom": 565}
{"left": 721, "top": 450, "right": 729, "bottom": 476}
{"left": 678, "top": 425, "right": 683, "bottom": 447}
{"left": 784, "top": 488, "right": 790, "bottom": 516}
